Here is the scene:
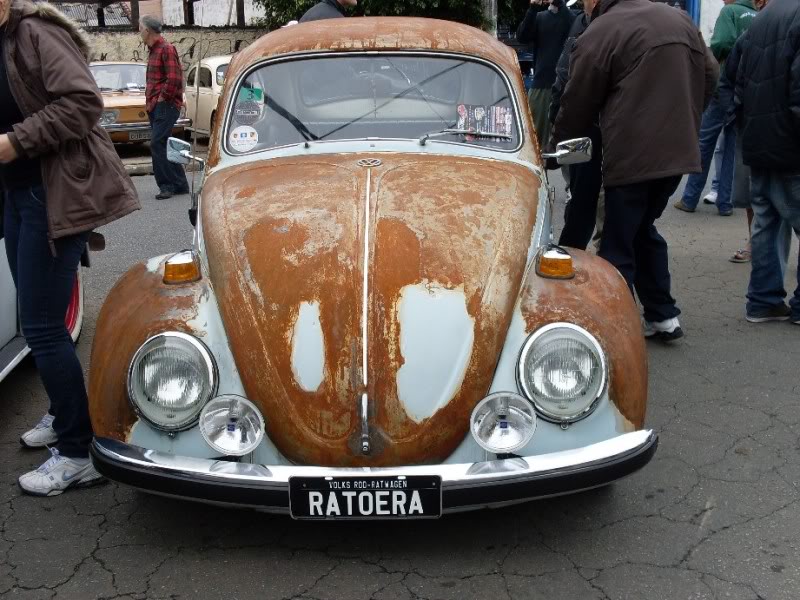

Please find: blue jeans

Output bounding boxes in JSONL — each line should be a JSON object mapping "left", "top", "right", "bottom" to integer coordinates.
{"left": 3, "top": 185, "right": 92, "bottom": 458}
{"left": 746, "top": 169, "right": 800, "bottom": 319}
{"left": 682, "top": 94, "right": 736, "bottom": 212}
{"left": 148, "top": 102, "right": 189, "bottom": 195}
{"left": 710, "top": 133, "right": 724, "bottom": 193}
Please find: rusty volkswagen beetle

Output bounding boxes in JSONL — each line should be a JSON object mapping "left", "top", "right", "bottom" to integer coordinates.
{"left": 88, "top": 18, "right": 657, "bottom": 518}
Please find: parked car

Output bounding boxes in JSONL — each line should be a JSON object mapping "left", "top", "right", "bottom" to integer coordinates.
{"left": 89, "top": 62, "right": 191, "bottom": 144}
{"left": 185, "top": 56, "right": 231, "bottom": 137}
{"left": 0, "top": 250, "right": 84, "bottom": 385}
{"left": 88, "top": 17, "right": 657, "bottom": 519}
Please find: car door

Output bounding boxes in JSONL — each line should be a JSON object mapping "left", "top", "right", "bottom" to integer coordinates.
{"left": 0, "top": 246, "right": 18, "bottom": 350}
{"left": 197, "top": 66, "right": 215, "bottom": 135}
{"left": 185, "top": 66, "right": 199, "bottom": 129}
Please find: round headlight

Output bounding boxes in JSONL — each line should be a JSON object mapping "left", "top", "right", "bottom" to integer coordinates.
{"left": 128, "top": 332, "right": 217, "bottom": 431}
{"left": 517, "top": 323, "right": 607, "bottom": 423}
{"left": 470, "top": 392, "right": 536, "bottom": 454}
{"left": 199, "top": 395, "right": 265, "bottom": 457}
{"left": 99, "top": 109, "right": 119, "bottom": 126}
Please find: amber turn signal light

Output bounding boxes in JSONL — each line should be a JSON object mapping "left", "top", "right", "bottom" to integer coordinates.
{"left": 163, "top": 251, "right": 202, "bottom": 284}
{"left": 536, "top": 245, "right": 575, "bottom": 280}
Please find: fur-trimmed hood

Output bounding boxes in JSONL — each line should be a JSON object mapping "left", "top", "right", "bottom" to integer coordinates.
{"left": 8, "top": 0, "right": 92, "bottom": 61}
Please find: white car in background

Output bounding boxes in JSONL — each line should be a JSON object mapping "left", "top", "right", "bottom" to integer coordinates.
{"left": 185, "top": 56, "right": 231, "bottom": 137}
{"left": 0, "top": 249, "right": 84, "bottom": 384}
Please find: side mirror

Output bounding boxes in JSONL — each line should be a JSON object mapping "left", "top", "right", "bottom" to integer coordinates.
{"left": 542, "top": 137, "right": 592, "bottom": 165}
{"left": 167, "top": 137, "right": 205, "bottom": 168}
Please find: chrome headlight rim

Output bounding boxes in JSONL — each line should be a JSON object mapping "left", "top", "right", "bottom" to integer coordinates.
{"left": 516, "top": 322, "right": 608, "bottom": 425}
{"left": 127, "top": 331, "right": 219, "bottom": 432}
{"left": 99, "top": 109, "right": 120, "bottom": 127}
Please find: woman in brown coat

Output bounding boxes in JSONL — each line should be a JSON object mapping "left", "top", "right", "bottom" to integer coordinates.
{"left": 0, "top": 0, "right": 139, "bottom": 496}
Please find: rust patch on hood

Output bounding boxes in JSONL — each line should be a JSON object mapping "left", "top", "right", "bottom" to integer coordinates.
{"left": 203, "top": 153, "right": 540, "bottom": 466}
{"left": 88, "top": 261, "right": 208, "bottom": 441}
{"left": 519, "top": 251, "right": 648, "bottom": 429}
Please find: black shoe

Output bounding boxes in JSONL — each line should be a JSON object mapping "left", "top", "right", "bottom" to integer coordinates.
{"left": 746, "top": 304, "right": 791, "bottom": 323}
{"left": 155, "top": 191, "right": 173, "bottom": 200}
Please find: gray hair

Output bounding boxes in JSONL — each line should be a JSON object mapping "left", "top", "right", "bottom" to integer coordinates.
{"left": 141, "top": 15, "right": 163, "bottom": 34}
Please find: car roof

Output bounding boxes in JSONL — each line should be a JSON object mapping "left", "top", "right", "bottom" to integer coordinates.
{"left": 188, "top": 55, "right": 233, "bottom": 70}
{"left": 228, "top": 17, "right": 519, "bottom": 80}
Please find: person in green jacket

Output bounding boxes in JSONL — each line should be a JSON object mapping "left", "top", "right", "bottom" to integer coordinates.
{"left": 674, "top": 0, "right": 756, "bottom": 217}
{"left": 710, "top": 0, "right": 757, "bottom": 62}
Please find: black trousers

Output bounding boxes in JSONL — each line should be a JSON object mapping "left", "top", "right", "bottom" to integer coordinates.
{"left": 559, "top": 125, "right": 603, "bottom": 250}
{"left": 148, "top": 102, "right": 189, "bottom": 194}
{"left": 599, "top": 176, "right": 682, "bottom": 323}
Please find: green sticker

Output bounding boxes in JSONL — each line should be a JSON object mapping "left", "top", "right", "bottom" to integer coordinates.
{"left": 238, "top": 87, "right": 264, "bottom": 103}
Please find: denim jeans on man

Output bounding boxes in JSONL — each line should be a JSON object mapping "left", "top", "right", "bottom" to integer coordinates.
{"left": 600, "top": 176, "right": 682, "bottom": 323}
{"left": 148, "top": 102, "right": 189, "bottom": 195}
{"left": 3, "top": 185, "right": 92, "bottom": 458}
{"left": 747, "top": 169, "right": 800, "bottom": 320}
{"left": 681, "top": 93, "right": 736, "bottom": 213}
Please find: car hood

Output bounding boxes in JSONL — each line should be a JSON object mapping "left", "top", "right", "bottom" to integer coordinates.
{"left": 101, "top": 92, "right": 146, "bottom": 110}
{"left": 202, "top": 153, "right": 540, "bottom": 466}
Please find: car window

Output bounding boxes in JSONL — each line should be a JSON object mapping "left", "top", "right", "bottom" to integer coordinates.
{"left": 187, "top": 67, "right": 197, "bottom": 88}
{"left": 225, "top": 54, "right": 520, "bottom": 155}
{"left": 216, "top": 64, "right": 229, "bottom": 87}
{"left": 90, "top": 64, "right": 146, "bottom": 92}
{"left": 199, "top": 68, "right": 213, "bottom": 89}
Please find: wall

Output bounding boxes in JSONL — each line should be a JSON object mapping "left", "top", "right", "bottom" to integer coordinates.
{"left": 87, "top": 27, "right": 264, "bottom": 71}
{"left": 700, "top": 0, "right": 723, "bottom": 43}
{"left": 161, "top": 0, "right": 267, "bottom": 27}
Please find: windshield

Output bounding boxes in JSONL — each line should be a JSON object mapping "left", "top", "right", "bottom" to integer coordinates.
{"left": 90, "top": 64, "right": 146, "bottom": 92}
{"left": 225, "top": 54, "right": 520, "bottom": 154}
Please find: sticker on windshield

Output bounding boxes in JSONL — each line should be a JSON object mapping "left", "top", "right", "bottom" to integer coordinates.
{"left": 457, "top": 104, "right": 513, "bottom": 140}
{"left": 234, "top": 100, "right": 262, "bottom": 126}
{"left": 230, "top": 126, "right": 259, "bottom": 152}
{"left": 238, "top": 86, "right": 264, "bottom": 104}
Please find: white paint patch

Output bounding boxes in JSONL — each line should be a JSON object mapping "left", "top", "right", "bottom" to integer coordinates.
{"left": 396, "top": 284, "right": 475, "bottom": 423}
{"left": 291, "top": 301, "right": 326, "bottom": 393}
{"left": 145, "top": 255, "right": 168, "bottom": 273}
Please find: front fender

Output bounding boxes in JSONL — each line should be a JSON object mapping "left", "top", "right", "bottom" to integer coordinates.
{"left": 517, "top": 250, "right": 648, "bottom": 429}
{"left": 88, "top": 256, "right": 213, "bottom": 441}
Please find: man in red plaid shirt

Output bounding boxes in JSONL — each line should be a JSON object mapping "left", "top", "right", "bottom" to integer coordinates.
{"left": 140, "top": 16, "right": 189, "bottom": 200}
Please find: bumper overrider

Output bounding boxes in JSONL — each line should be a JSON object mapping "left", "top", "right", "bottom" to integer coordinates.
{"left": 90, "top": 430, "right": 658, "bottom": 515}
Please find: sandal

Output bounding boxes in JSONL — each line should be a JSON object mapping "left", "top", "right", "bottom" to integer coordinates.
{"left": 730, "top": 249, "right": 751, "bottom": 263}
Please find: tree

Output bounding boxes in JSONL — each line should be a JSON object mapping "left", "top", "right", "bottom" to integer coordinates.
{"left": 255, "top": 0, "right": 497, "bottom": 31}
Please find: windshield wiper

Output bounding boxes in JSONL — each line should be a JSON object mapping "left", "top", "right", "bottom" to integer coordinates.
{"left": 419, "top": 128, "right": 513, "bottom": 146}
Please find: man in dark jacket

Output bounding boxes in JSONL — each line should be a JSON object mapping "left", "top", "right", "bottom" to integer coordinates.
{"left": 516, "top": 0, "right": 573, "bottom": 147}
{"left": 733, "top": 0, "right": 800, "bottom": 324}
{"left": 300, "top": 0, "right": 356, "bottom": 22}
{"left": 552, "top": 0, "right": 718, "bottom": 341}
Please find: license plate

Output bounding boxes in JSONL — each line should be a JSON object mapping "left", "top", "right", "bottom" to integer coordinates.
{"left": 129, "top": 131, "right": 151, "bottom": 141}
{"left": 289, "top": 475, "right": 442, "bottom": 520}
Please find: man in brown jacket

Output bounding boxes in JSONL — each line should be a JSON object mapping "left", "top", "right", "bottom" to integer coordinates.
{"left": 0, "top": 0, "right": 139, "bottom": 496}
{"left": 552, "top": 0, "right": 718, "bottom": 341}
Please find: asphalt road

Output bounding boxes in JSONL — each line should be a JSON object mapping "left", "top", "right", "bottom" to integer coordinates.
{"left": 0, "top": 171, "right": 798, "bottom": 600}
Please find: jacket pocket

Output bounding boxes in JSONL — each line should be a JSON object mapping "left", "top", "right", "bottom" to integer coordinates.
{"left": 65, "top": 139, "right": 91, "bottom": 181}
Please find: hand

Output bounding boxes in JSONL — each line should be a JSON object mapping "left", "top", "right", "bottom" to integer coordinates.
{"left": 0, "top": 134, "right": 19, "bottom": 164}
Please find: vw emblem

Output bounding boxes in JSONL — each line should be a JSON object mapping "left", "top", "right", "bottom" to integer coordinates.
{"left": 357, "top": 158, "right": 383, "bottom": 168}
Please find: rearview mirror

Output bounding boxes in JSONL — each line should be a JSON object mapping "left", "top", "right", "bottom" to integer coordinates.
{"left": 167, "top": 137, "right": 205, "bottom": 168}
{"left": 542, "top": 137, "right": 592, "bottom": 165}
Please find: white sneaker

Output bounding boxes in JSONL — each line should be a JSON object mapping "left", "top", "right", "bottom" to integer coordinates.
{"left": 20, "top": 414, "right": 57, "bottom": 449}
{"left": 18, "top": 449, "right": 104, "bottom": 497}
{"left": 642, "top": 317, "right": 684, "bottom": 342}
{"left": 703, "top": 191, "right": 718, "bottom": 205}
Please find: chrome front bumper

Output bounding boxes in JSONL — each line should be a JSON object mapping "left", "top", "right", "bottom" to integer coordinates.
{"left": 102, "top": 118, "right": 192, "bottom": 134}
{"left": 91, "top": 430, "right": 657, "bottom": 514}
